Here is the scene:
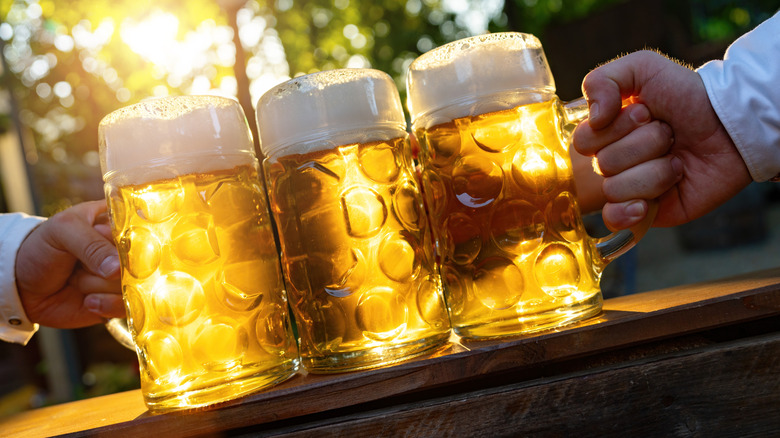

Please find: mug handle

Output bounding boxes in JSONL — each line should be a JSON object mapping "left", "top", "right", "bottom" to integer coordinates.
{"left": 561, "top": 97, "right": 659, "bottom": 268}
{"left": 105, "top": 317, "right": 136, "bottom": 350}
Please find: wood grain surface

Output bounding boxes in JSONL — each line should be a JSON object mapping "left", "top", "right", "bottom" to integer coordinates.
{"left": 3, "top": 268, "right": 780, "bottom": 437}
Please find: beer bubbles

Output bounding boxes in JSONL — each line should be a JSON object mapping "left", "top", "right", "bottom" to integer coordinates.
{"left": 407, "top": 33, "right": 650, "bottom": 339}
{"left": 99, "top": 96, "right": 299, "bottom": 412}
{"left": 257, "top": 69, "right": 451, "bottom": 373}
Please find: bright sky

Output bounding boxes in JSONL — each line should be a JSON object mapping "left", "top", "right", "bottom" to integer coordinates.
{"left": 1, "top": 0, "right": 506, "bottom": 157}
{"left": 112, "top": 1, "right": 504, "bottom": 101}
{"left": 116, "top": 7, "right": 292, "bottom": 103}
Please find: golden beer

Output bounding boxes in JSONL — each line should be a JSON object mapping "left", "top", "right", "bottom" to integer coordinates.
{"left": 258, "top": 70, "right": 451, "bottom": 372}
{"left": 415, "top": 99, "right": 601, "bottom": 338}
{"left": 100, "top": 96, "right": 299, "bottom": 412}
{"left": 407, "top": 33, "right": 654, "bottom": 340}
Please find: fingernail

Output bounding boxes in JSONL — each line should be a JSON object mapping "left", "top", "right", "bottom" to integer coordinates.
{"left": 671, "top": 156, "right": 684, "bottom": 181}
{"left": 629, "top": 105, "right": 650, "bottom": 124}
{"left": 85, "top": 295, "right": 101, "bottom": 313}
{"left": 99, "top": 256, "right": 120, "bottom": 278}
{"left": 625, "top": 200, "right": 647, "bottom": 219}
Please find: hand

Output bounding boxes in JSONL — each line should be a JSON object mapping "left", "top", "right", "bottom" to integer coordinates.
{"left": 573, "top": 50, "right": 752, "bottom": 229}
{"left": 15, "top": 200, "right": 124, "bottom": 329}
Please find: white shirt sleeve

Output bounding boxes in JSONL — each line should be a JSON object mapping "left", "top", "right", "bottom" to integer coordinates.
{"left": 0, "top": 212, "right": 45, "bottom": 344}
{"left": 696, "top": 12, "right": 780, "bottom": 182}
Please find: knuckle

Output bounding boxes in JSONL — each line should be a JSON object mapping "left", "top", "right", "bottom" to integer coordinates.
{"left": 49, "top": 208, "right": 78, "bottom": 228}
{"left": 647, "top": 121, "right": 672, "bottom": 154}
{"left": 602, "top": 176, "right": 624, "bottom": 201}
{"left": 595, "top": 150, "right": 619, "bottom": 176}
{"left": 571, "top": 126, "right": 595, "bottom": 154}
{"left": 82, "top": 239, "right": 111, "bottom": 269}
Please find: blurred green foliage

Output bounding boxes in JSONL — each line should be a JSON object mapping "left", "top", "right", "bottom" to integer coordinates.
{"left": 684, "top": 0, "right": 778, "bottom": 42}
{"left": 0, "top": 0, "right": 777, "bottom": 216}
{"left": 76, "top": 362, "right": 140, "bottom": 400}
{"left": 497, "top": 0, "right": 625, "bottom": 35}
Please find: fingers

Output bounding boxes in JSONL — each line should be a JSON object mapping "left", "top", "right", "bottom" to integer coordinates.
{"left": 574, "top": 103, "right": 660, "bottom": 158}
{"left": 48, "top": 201, "right": 121, "bottom": 279}
{"left": 93, "top": 223, "right": 114, "bottom": 241}
{"left": 571, "top": 112, "right": 619, "bottom": 158}
{"left": 594, "top": 120, "right": 674, "bottom": 176}
{"left": 581, "top": 51, "right": 664, "bottom": 130}
{"left": 93, "top": 209, "right": 114, "bottom": 241}
{"left": 599, "top": 154, "right": 683, "bottom": 231}
{"left": 581, "top": 67, "right": 624, "bottom": 131}
{"left": 68, "top": 266, "right": 121, "bottom": 295}
{"left": 602, "top": 155, "right": 684, "bottom": 202}
{"left": 84, "top": 294, "right": 125, "bottom": 319}
{"left": 67, "top": 267, "right": 124, "bottom": 318}
{"left": 602, "top": 200, "right": 649, "bottom": 231}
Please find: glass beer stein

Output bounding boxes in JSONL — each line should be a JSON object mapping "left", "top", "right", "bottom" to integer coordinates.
{"left": 256, "top": 69, "right": 451, "bottom": 373}
{"left": 99, "top": 96, "right": 299, "bottom": 412}
{"left": 406, "top": 33, "right": 656, "bottom": 340}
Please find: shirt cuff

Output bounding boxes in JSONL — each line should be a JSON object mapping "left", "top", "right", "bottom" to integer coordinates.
{"left": 695, "top": 13, "right": 780, "bottom": 182}
{"left": 0, "top": 213, "right": 45, "bottom": 345}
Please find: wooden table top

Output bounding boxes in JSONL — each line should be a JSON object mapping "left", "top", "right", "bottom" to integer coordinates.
{"left": 3, "top": 268, "right": 780, "bottom": 437}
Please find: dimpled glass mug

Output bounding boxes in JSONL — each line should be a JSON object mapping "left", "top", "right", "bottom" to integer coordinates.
{"left": 256, "top": 69, "right": 451, "bottom": 373}
{"left": 99, "top": 96, "right": 299, "bottom": 412}
{"left": 406, "top": 33, "right": 656, "bottom": 340}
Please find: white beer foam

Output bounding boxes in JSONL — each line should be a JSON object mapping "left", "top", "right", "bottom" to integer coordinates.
{"left": 406, "top": 33, "right": 557, "bottom": 125}
{"left": 256, "top": 69, "right": 406, "bottom": 158}
{"left": 99, "top": 95, "right": 256, "bottom": 185}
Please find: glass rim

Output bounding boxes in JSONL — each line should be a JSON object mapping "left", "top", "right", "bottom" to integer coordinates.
{"left": 99, "top": 95, "right": 240, "bottom": 127}
{"left": 256, "top": 67, "right": 406, "bottom": 158}
{"left": 259, "top": 68, "right": 392, "bottom": 98}
{"left": 98, "top": 94, "right": 255, "bottom": 180}
{"left": 408, "top": 32, "right": 543, "bottom": 71}
{"left": 405, "top": 32, "right": 554, "bottom": 123}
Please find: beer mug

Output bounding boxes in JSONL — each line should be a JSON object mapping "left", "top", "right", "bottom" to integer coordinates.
{"left": 406, "top": 33, "right": 656, "bottom": 339}
{"left": 99, "top": 96, "right": 299, "bottom": 412}
{"left": 256, "top": 69, "right": 451, "bottom": 373}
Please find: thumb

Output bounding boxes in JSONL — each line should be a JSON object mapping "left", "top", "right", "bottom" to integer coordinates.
{"left": 48, "top": 201, "right": 121, "bottom": 279}
{"left": 582, "top": 50, "right": 662, "bottom": 130}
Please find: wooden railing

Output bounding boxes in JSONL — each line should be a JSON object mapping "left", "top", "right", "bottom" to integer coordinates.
{"left": 4, "top": 268, "right": 780, "bottom": 437}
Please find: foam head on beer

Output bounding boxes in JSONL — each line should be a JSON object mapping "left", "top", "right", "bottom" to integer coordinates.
{"left": 256, "top": 69, "right": 406, "bottom": 157}
{"left": 406, "top": 32, "right": 557, "bottom": 126}
{"left": 99, "top": 95, "right": 256, "bottom": 185}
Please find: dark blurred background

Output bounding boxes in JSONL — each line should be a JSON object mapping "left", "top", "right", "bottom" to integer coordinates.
{"left": 1, "top": 0, "right": 778, "bottom": 419}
